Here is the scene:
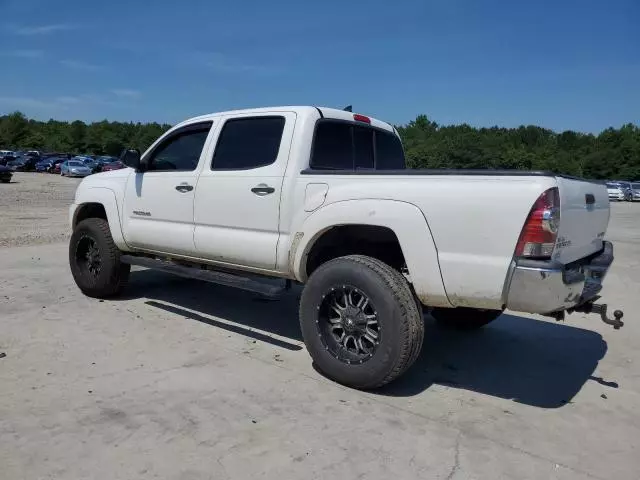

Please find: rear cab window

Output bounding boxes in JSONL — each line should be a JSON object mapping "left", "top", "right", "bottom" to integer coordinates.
{"left": 310, "top": 120, "right": 405, "bottom": 171}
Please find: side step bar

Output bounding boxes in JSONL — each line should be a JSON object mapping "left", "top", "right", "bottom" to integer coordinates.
{"left": 120, "top": 255, "right": 289, "bottom": 298}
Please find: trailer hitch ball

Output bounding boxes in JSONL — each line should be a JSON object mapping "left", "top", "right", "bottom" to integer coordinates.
{"left": 612, "top": 309, "right": 624, "bottom": 329}
{"left": 592, "top": 303, "right": 624, "bottom": 329}
{"left": 567, "top": 301, "right": 625, "bottom": 329}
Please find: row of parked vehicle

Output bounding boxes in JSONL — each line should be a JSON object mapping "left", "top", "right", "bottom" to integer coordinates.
{"left": 0, "top": 150, "right": 126, "bottom": 178}
{"left": 606, "top": 181, "right": 640, "bottom": 202}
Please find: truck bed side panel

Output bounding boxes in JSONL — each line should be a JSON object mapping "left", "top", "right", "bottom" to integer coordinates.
{"left": 292, "top": 173, "right": 556, "bottom": 309}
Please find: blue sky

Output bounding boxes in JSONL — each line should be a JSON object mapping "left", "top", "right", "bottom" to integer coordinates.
{"left": 0, "top": 0, "right": 638, "bottom": 132}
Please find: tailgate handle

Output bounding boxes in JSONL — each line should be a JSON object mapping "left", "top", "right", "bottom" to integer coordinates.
{"left": 585, "top": 193, "right": 595, "bottom": 205}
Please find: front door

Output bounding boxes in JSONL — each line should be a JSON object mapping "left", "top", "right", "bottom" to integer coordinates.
{"left": 123, "top": 122, "right": 213, "bottom": 255}
{"left": 194, "top": 112, "right": 296, "bottom": 270}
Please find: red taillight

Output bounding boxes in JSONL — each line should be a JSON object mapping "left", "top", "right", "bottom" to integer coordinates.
{"left": 515, "top": 188, "right": 560, "bottom": 259}
{"left": 353, "top": 113, "right": 371, "bottom": 124}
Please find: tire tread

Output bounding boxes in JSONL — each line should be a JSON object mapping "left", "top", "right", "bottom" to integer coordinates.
{"left": 70, "top": 218, "right": 129, "bottom": 298}
{"left": 301, "top": 254, "right": 424, "bottom": 389}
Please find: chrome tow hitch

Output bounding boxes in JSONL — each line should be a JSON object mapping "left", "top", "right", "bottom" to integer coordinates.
{"left": 568, "top": 300, "right": 624, "bottom": 330}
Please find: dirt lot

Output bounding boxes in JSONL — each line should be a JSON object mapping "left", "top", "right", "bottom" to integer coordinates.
{"left": 1, "top": 173, "right": 639, "bottom": 479}
{"left": 0, "top": 172, "right": 81, "bottom": 247}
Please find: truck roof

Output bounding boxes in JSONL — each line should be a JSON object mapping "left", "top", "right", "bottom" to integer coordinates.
{"left": 175, "top": 106, "right": 396, "bottom": 133}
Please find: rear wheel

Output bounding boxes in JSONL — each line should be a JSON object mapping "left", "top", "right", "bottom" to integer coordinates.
{"left": 299, "top": 255, "right": 424, "bottom": 389}
{"left": 69, "top": 218, "right": 130, "bottom": 298}
{"left": 430, "top": 307, "right": 503, "bottom": 330}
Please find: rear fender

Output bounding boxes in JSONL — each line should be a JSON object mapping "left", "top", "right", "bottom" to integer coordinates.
{"left": 293, "top": 199, "right": 451, "bottom": 307}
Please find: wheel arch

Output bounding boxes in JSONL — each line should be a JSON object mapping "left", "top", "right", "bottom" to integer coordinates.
{"left": 292, "top": 199, "right": 451, "bottom": 307}
{"left": 72, "top": 187, "right": 129, "bottom": 251}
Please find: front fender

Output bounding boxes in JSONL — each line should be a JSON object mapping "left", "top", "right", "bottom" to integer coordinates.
{"left": 293, "top": 199, "right": 451, "bottom": 307}
{"left": 70, "top": 187, "right": 130, "bottom": 251}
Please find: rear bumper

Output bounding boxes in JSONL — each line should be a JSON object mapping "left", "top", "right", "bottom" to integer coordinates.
{"left": 506, "top": 241, "right": 613, "bottom": 314}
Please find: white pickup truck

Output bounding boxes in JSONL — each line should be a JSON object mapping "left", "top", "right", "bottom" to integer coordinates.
{"left": 69, "top": 106, "right": 623, "bottom": 389}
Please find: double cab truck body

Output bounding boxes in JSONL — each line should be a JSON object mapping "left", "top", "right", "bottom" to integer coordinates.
{"left": 68, "top": 106, "right": 623, "bottom": 388}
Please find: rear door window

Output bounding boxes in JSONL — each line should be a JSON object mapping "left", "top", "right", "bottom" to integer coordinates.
{"left": 212, "top": 116, "right": 285, "bottom": 170}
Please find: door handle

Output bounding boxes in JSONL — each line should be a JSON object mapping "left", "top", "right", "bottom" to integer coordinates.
{"left": 175, "top": 183, "right": 194, "bottom": 193}
{"left": 251, "top": 184, "right": 275, "bottom": 196}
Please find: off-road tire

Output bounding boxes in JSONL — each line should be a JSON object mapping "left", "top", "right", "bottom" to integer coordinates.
{"left": 69, "top": 218, "right": 130, "bottom": 298}
{"left": 299, "top": 255, "right": 424, "bottom": 389}
{"left": 430, "top": 307, "right": 503, "bottom": 330}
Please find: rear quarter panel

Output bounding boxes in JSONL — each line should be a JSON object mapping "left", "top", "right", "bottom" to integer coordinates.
{"left": 284, "top": 174, "right": 557, "bottom": 309}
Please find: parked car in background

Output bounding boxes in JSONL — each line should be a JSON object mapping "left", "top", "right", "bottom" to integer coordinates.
{"left": 631, "top": 183, "right": 640, "bottom": 201}
{"left": 7, "top": 155, "right": 38, "bottom": 171}
{"left": 61, "top": 160, "right": 92, "bottom": 177}
{"left": 0, "top": 154, "right": 16, "bottom": 166}
{"left": 50, "top": 158, "right": 66, "bottom": 173}
{"left": 607, "top": 182, "right": 628, "bottom": 201}
{"left": 617, "top": 181, "right": 634, "bottom": 201}
{"left": 35, "top": 159, "right": 53, "bottom": 172}
{"left": 23, "top": 156, "right": 39, "bottom": 171}
{"left": 95, "top": 156, "right": 118, "bottom": 172}
{"left": 101, "top": 160, "right": 126, "bottom": 171}
{"left": 0, "top": 164, "right": 12, "bottom": 183}
{"left": 7, "top": 158, "right": 27, "bottom": 171}
{"left": 0, "top": 150, "right": 17, "bottom": 165}
{"left": 80, "top": 157, "right": 99, "bottom": 173}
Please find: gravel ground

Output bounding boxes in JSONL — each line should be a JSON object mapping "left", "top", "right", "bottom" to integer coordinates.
{"left": 0, "top": 172, "right": 81, "bottom": 247}
{"left": 1, "top": 182, "right": 639, "bottom": 479}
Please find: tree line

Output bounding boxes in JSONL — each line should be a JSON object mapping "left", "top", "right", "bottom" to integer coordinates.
{"left": 398, "top": 116, "right": 640, "bottom": 180}
{"left": 1, "top": 111, "right": 638, "bottom": 179}
{"left": 0, "top": 112, "right": 171, "bottom": 159}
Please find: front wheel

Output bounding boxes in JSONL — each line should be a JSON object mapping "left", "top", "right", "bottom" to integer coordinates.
{"left": 69, "top": 218, "right": 130, "bottom": 298}
{"left": 299, "top": 255, "right": 424, "bottom": 389}
{"left": 430, "top": 307, "right": 503, "bottom": 330}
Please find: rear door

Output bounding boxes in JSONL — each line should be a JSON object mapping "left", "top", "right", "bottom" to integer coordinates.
{"left": 193, "top": 112, "right": 296, "bottom": 270}
{"left": 554, "top": 177, "right": 610, "bottom": 264}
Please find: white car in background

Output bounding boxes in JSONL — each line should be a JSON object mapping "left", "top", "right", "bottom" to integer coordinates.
{"left": 607, "top": 182, "right": 627, "bottom": 201}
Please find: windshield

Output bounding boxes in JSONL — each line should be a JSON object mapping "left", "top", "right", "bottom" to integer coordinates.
{"left": 606, "top": 183, "right": 620, "bottom": 188}
{"left": 632, "top": 184, "right": 640, "bottom": 189}
{"left": 69, "top": 161, "right": 84, "bottom": 167}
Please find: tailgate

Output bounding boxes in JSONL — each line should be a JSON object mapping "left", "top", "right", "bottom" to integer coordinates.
{"left": 554, "top": 176, "right": 610, "bottom": 264}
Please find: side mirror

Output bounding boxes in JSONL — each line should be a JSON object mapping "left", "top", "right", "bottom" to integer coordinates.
{"left": 120, "top": 148, "right": 142, "bottom": 171}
